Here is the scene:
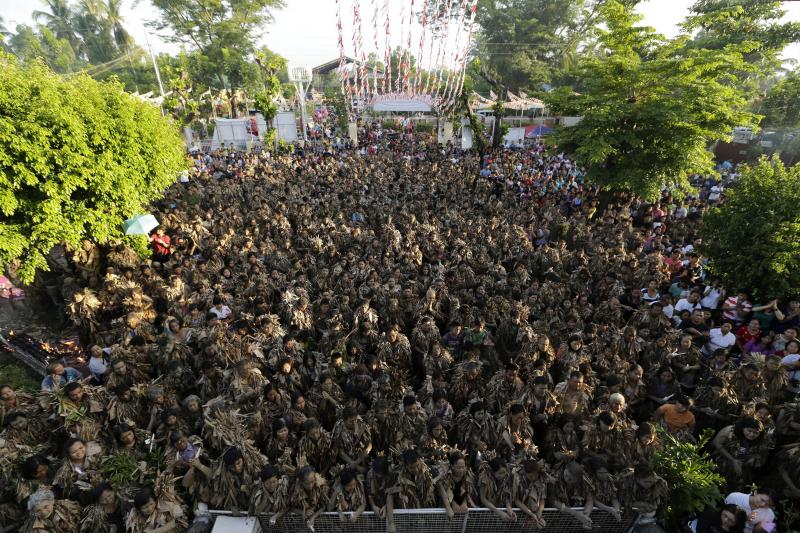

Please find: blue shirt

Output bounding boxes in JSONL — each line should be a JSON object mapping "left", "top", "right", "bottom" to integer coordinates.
{"left": 41, "top": 367, "right": 82, "bottom": 391}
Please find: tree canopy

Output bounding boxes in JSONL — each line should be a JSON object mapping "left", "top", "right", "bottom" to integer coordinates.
{"left": 0, "top": 54, "right": 186, "bottom": 283}
{"left": 683, "top": 0, "right": 800, "bottom": 90}
{"left": 700, "top": 158, "right": 800, "bottom": 301}
{"left": 545, "top": 0, "right": 758, "bottom": 199}
{"left": 148, "top": 0, "right": 285, "bottom": 90}
{"left": 760, "top": 69, "right": 800, "bottom": 127}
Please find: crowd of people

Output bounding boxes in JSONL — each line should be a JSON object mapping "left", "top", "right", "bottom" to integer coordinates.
{"left": 1, "top": 137, "right": 799, "bottom": 533}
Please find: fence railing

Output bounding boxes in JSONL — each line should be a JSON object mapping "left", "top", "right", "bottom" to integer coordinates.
{"left": 208, "top": 507, "right": 638, "bottom": 533}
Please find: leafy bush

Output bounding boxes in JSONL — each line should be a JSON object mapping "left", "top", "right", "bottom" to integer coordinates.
{"left": 653, "top": 428, "right": 725, "bottom": 529}
{"left": 700, "top": 158, "right": 800, "bottom": 300}
{"left": 0, "top": 54, "right": 187, "bottom": 284}
{"left": 0, "top": 363, "right": 39, "bottom": 391}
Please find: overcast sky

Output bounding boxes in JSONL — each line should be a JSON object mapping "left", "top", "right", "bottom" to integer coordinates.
{"left": 3, "top": 0, "right": 799, "bottom": 68}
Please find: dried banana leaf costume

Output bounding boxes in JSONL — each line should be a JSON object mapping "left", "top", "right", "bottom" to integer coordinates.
{"left": 21, "top": 499, "right": 81, "bottom": 533}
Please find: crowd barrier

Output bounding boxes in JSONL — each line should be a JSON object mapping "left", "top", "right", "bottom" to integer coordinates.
{"left": 208, "top": 507, "right": 639, "bottom": 533}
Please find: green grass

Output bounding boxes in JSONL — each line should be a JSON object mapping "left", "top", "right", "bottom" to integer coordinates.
{"left": 0, "top": 363, "right": 40, "bottom": 391}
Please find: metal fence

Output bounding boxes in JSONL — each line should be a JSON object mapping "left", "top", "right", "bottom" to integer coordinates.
{"left": 209, "top": 507, "right": 638, "bottom": 533}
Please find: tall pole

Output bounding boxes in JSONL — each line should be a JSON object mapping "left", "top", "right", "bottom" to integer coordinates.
{"left": 143, "top": 26, "right": 165, "bottom": 106}
{"left": 297, "top": 80, "right": 309, "bottom": 142}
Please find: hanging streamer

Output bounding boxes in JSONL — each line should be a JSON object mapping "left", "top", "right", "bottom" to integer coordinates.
{"left": 383, "top": 0, "right": 392, "bottom": 96}
{"left": 440, "top": 0, "right": 469, "bottom": 105}
{"left": 413, "top": 0, "right": 430, "bottom": 95}
{"left": 372, "top": 0, "right": 380, "bottom": 96}
{"left": 450, "top": 0, "right": 478, "bottom": 110}
{"left": 430, "top": 0, "right": 454, "bottom": 98}
{"left": 402, "top": 0, "right": 415, "bottom": 95}
{"left": 335, "top": 0, "right": 352, "bottom": 112}
{"left": 423, "top": 0, "right": 443, "bottom": 95}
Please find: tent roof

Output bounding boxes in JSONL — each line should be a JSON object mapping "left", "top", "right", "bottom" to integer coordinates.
{"left": 313, "top": 57, "right": 356, "bottom": 75}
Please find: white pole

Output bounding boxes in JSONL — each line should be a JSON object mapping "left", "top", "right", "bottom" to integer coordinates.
{"left": 143, "top": 27, "right": 165, "bottom": 102}
{"left": 297, "top": 81, "right": 309, "bottom": 142}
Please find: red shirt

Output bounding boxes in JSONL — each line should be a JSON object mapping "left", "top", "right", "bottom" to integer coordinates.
{"left": 151, "top": 234, "right": 171, "bottom": 255}
{"left": 735, "top": 325, "right": 761, "bottom": 345}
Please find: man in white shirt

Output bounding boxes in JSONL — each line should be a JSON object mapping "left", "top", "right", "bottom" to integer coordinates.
{"left": 675, "top": 290, "right": 703, "bottom": 315}
{"left": 703, "top": 321, "right": 736, "bottom": 356}
{"left": 724, "top": 491, "right": 775, "bottom": 533}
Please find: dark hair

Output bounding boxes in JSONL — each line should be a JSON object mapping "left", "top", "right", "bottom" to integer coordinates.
{"left": 113, "top": 423, "right": 134, "bottom": 442}
{"left": 556, "top": 413, "right": 576, "bottom": 429}
{"left": 673, "top": 393, "right": 692, "bottom": 407}
{"left": 402, "top": 395, "right": 416, "bottom": 407}
{"left": 371, "top": 456, "right": 389, "bottom": 476}
{"left": 340, "top": 469, "right": 356, "bottom": 486}
{"left": 298, "top": 466, "right": 315, "bottom": 481}
{"left": 130, "top": 335, "right": 146, "bottom": 347}
{"left": 63, "top": 382, "right": 82, "bottom": 395}
{"left": 721, "top": 504, "right": 747, "bottom": 530}
{"left": 598, "top": 411, "right": 616, "bottom": 426}
{"left": 303, "top": 418, "right": 320, "bottom": 432}
{"left": 469, "top": 401, "right": 486, "bottom": 415}
{"left": 634, "top": 463, "right": 654, "bottom": 479}
{"left": 733, "top": 417, "right": 763, "bottom": 443}
{"left": 636, "top": 422, "right": 655, "bottom": 439}
{"left": 271, "top": 418, "right": 288, "bottom": 434}
{"left": 509, "top": 403, "right": 525, "bottom": 415}
{"left": 20, "top": 455, "right": 50, "bottom": 479}
{"left": 260, "top": 465, "right": 280, "bottom": 481}
{"left": 63, "top": 437, "right": 85, "bottom": 457}
{"left": 223, "top": 447, "right": 243, "bottom": 466}
{"left": 133, "top": 488, "right": 156, "bottom": 510}
{"left": 90, "top": 482, "right": 114, "bottom": 503}
{"left": 3, "top": 411, "right": 26, "bottom": 427}
{"left": 169, "top": 430, "right": 186, "bottom": 445}
{"left": 291, "top": 391, "right": 305, "bottom": 406}
{"left": 342, "top": 405, "right": 358, "bottom": 419}
{"left": 448, "top": 451, "right": 464, "bottom": 465}
{"left": 402, "top": 448, "right": 420, "bottom": 465}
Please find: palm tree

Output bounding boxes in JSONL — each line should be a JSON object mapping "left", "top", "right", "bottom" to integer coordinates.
{"left": 33, "top": 0, "right": 79, "bottom": 50}
{"left": 103, "top": 0, "right": 132, "bottom": 51}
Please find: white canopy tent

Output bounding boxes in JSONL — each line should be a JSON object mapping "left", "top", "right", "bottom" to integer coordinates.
{"left": 210, "top": 116, "right": 267, "bottom": 150}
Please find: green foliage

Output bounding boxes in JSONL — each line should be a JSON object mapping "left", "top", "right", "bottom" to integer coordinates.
{"left": 323, "top": 87, "right": 349, "bottom": 133}
{"left": 777, "top": 499, "right": 800, "bottom": 533}
{"left": 99, "top": 452, "right": 141, "bottom": 485}
{"left": 761, "top": 70, "right": 800, "bottom": 127}
{"left": 700, "top": 158, "right": 800, "bottom": 300}
{"left": 149, "top": 0, "right": 284, "bottom": 90}
{"left": 653, "top": 428, "right": 724, "bottom": 529}
{"left": 446, "top": 0, "right": 600, "bottom": 91}
{"left": 0, "top": 55, "right": 186, "bottom": 284}
{"left": 7, "top": 24, "right": 80, "bottom": 74}
{"left": 0, "top": 363, "right": 40, "bottom": 391}
{"left": 545, "top": 0, "right": 759, "bottom": 199}
{"left": 683, "top": 1, "right": 800, "bottom": 90}
{"left": 253, "top": 48, "right": 286, "bottom": 123}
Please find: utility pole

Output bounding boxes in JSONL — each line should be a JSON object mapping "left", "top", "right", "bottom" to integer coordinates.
{"left": 143, "top": 26, "right": 165, "bottom": 114}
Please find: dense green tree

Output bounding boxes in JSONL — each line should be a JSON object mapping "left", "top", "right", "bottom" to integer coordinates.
{"left": 760, "top": 69, "right": 800, "bottom": 127}
{"left": 466, "top": 0, "right": 599, "bottom": 92}
{"left": 8, "top": 24, "right": 81, "bottom": 73}
{"left": 148, "top": 0, "right": 284, "bottom": 90}
{"left": 545, "top": 0, "right": 758, "bottom": 199}
{"left": 701, "top": 158, "right": 800, "bottom": 300}
{"left": 0, "top": 54, "right": 186, "bottom": 284}
{"left": 32, "top": 0, "right": 80, "bottom": 53}
{"left": 683, "top": 0, "right": 800, "bottom": 88}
